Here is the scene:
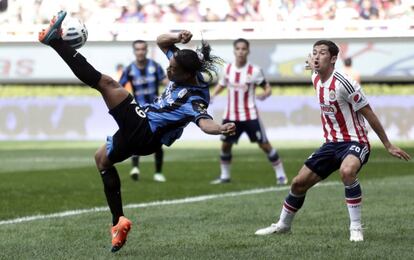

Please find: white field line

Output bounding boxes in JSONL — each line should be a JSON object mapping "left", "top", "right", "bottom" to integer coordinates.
{"left": 0, "top": 181, "right": 340, "bottom": 226}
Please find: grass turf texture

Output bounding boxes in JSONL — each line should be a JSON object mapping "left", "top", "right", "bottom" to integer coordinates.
{"left": 0, "top": 141, "right": 413, "bottom": 259}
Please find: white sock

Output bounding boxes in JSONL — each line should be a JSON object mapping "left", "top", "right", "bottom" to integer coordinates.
{"left": 345, "top": 181, "right": 362, "bottom": 229}
{"left": 268, "top": 149, "right": 286, "bottom": 179}
{"left": 220, "top": 162, "right": 231, "bottom": 180}
{"left": 347, "top": 203, "right": 362, "bottom": 228}
{"left": 274, "top": 161, "right": 286, "bottom": 179}
{"left": 279, "top": 206, "right": 295, "bottom": 227}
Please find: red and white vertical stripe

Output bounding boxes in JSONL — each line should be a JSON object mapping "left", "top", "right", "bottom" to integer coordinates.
{"left": 223, "top": 63, "right": 259, "bottom": 121}
{"left": 312, "top": 72, "right": 369, "bottom": 144}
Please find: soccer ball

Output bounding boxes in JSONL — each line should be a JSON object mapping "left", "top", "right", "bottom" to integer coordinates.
{"left": 199, "top": 69, "right": 219, "bottom": 86}
{"left": 62, "top": 18, "right": 88, "bottom": 49}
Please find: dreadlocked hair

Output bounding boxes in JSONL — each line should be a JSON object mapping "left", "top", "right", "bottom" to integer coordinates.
{"left": 174, "top": 40, "right": 223, "bottom": 77}
{"left": 197, "top": 40, "right": 224, "bottom": 73}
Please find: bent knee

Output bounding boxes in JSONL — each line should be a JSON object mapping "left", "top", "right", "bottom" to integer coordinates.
{"left": 339, "top": 165, "right": 358, "bottom": 183}
{"left": 291, "top": 177, "right": 309, "bottom": 194}
{"left": 95, "top": 147, "right": 111, "bottom": 170}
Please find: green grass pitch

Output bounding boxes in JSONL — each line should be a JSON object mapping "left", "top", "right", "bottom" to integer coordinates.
{"left": 0, "top": 141, "right": 413, "bottom": 259}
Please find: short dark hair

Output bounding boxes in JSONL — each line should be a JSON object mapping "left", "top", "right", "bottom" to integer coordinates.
{"left": 174, "top": 40, "right": 223, "bottom": 76}
{"left": 313, "top": 40, "right": 339, "bottom": 57}
{"left": 344, "top": 57, "right": 352, "bottom": 66}
{"left": 233, "top": 38, "right": 250, "bottom": 49}
{"left": 132, "top": 40, "right": 147, "bottom": 48}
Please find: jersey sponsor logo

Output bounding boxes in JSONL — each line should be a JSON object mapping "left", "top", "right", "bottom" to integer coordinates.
{"left": 132, "top": 75, "right": 156, "bottom": 85}
{"left": 230, "top": 83, "right": 248, "bottom": 91}
{"left": 320, "top": 104, "right": 337, "bottom": 115}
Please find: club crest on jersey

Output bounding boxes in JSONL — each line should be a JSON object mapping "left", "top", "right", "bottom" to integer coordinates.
{"left": 329, "top": 90, "right": 336, "bottom": 101}
{"left": 192, "top": 100, "right": 208, "bottom": 114}
{"left": 178, "top": 89, "right": 188, "bottom": 98}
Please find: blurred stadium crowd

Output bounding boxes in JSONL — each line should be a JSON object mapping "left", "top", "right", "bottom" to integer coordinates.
{"left": 0, "top": 0, "right": 413, "bottom": 26}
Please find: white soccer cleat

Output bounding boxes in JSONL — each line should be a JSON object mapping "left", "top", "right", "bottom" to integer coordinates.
{"left": 129, "top": 167, "right": 140, "bottom": 181}
{"left": 255, "top": 222, "right": 291, "bottom": 235}
{"left": 153, "top": 173, "right": 166, "bottom": 182}
{"left": 350, "top": 226, "right": 364, "bottom": 242}
{"left": 210, "top": 178, "right": 231, "bottom": 185}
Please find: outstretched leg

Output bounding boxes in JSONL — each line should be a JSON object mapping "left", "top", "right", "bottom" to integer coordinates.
{"left": 255, "top": 165, "right": 320, "bottom": 235}
{"left": 39, "top": 11, "right": 129, "bottom": 110}
{"left": 39, "top": 11, "right": 132, "bottom": 252}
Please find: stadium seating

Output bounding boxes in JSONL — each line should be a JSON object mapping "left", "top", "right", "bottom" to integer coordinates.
{"left": 1, "top": 0, "right": 414, "bottom": 41}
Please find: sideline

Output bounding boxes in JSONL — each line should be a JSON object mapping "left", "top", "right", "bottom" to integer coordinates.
{"left": 0, "top": 181, "right": 340, "bottom": 226}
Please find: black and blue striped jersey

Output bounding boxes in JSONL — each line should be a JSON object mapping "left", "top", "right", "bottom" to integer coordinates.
{"left": 119, "top": 59, "right": 166, "bottom": 106}
{"left": 143, "top": 49, "right": 212, "bottom": 146}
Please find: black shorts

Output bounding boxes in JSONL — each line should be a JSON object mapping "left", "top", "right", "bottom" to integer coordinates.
{"left": 221, "top": 119, "right": 269, "bottom": 144}
{"left": 304, "top": 141, "right": 370, "bottom": 179}
{"left": 106, "top": 95, "right": 161, "bottom": 163}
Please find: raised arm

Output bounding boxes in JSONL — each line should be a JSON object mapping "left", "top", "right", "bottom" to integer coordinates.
{"left": 198, "top": 118, "right": 236, "bottom": 136}
{"left": 359, "top": 104, "right": 411, "bottom": 160}
{"left": 156, "top": 30, "right": 193, "bottom": 54}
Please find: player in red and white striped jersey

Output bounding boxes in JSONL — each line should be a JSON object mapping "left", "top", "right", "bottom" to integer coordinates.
{"left": 210, "top": 38, "right": 288, "bottom": 185}
{"left": 255, "top": 40, "right": 410, "bottom": 242}
{"left": 312, "top": 67, "right": 369, "bottom": 144}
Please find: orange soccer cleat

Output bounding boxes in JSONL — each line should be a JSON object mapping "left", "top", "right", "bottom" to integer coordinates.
{"left": 38, "top": 10, "right": 67, "bottom": 45}
{"left": 110, "top": 216, "right": 132, "bottom": 253}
